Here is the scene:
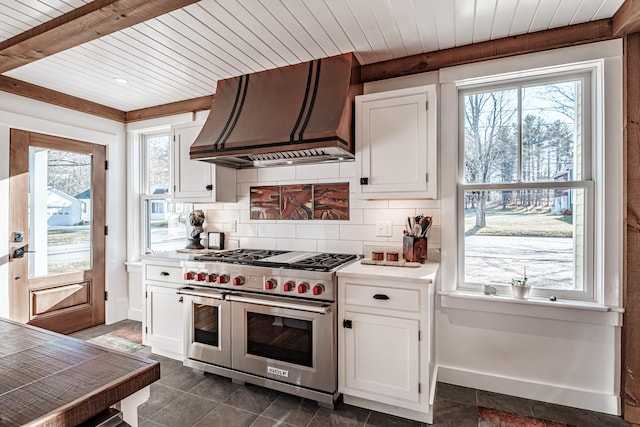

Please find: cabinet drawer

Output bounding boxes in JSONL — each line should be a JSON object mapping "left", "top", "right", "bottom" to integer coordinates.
{"left": 344, "top": 283, "right": 420, "bottom": 312}
{"left": 145, "top": 264, "right": 182, "bottom": 283}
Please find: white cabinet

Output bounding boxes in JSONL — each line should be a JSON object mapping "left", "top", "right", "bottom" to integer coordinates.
{"left": 172, "top": 122, "right": 236, "bottom": 202}
{"left": 338, "top": 262, "right": 437, "bottom": 424}
{"left": 143, "top": 259, "right": 184, "bottom": 360}
{"left": 355, "top": 85, "right": 437, "bottom": 199}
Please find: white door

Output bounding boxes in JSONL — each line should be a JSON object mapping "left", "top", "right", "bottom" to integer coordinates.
{"left": 342, "top": 311, "right": 420, "bottom": 404}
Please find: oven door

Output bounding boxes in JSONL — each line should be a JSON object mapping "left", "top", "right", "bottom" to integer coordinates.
{"left": 178, "top": 287, "right": 231, "bottom": 368}
{"left": 228, "top": 293, "right": 336, "bottom": 393}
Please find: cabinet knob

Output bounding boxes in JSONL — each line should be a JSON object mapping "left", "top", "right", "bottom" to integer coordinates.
{"left": 343, "top": 319, "right": 352, "bottom": 329}
{"left": 160, "top": 271, "right": 170, "bottom": 276}
{"left": 373, "top": 294, "right": 390, "bottom": 300}
{"left": 360, "top": 177, "right": 369, "bottom": 185}
{"left": 206, "top": 184, "right": 213, "bottom": 191}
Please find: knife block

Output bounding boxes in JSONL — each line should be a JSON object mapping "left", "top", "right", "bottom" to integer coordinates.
{"left": 403, "top": 236, "right": 427, "bottom": 263}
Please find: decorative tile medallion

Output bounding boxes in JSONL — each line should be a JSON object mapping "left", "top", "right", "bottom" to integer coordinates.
{"left": 250, "top": 186, "right": 281, "bottom": 219}
{"left": 313, "top": 183, "right": 349, "bottom": 220}
{"left": 281, "top": 184, "right": 313, "bottom": 220}
{"left": 250, "top": 182, "right": 349, "bottom": 220}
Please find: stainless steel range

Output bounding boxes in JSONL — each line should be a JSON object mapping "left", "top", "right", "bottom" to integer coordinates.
{"left": 178, "top": 249, "right": 358, "bottom": 407}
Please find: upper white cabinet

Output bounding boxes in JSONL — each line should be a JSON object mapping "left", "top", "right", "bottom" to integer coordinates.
{"left": 355, "top": 85, "right": 437, "bottom": 199}
{"left": 172, "top": 122, "right": 236, "bottom": 202}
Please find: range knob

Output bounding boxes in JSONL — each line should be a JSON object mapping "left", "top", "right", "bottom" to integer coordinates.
{"left": 297, "top": 282, "right": 309, "bottom": 294}
{"left": 217, "top": 274, "right": 229, "bottom": 284}
{"left": 264, "top": 279, "right": 277, "bottom": 290}
{"left": 184, "top": 271, "right": 195, "bottom": 281}
{"left": 205, "top": 273, "right": 217, "bottom": 283}
{"left": 195, "top": 272, "right": 206, "bottom": 282}
{"left": 312, "top": 284, "right": 325, "bottom": 296}
{"left": 232, "top": 276, "right": 245, "bottom": 286}
{"left": 283, "top": 281, "right": 295, "bottom": 292}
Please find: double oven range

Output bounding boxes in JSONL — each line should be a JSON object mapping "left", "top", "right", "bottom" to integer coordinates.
{"left": 178, "top": 249, "right": 358, "bottom": 407}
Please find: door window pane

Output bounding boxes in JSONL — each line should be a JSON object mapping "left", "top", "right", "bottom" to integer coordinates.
{"left": 29, "top": 148, "right": 92, "bottom": 277}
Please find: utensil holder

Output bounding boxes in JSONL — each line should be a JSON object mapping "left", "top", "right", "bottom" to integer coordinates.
{"left": 403, "top": 236, "right": 427, "bottom": 263}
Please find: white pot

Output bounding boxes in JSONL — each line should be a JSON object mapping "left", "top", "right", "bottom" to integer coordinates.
{"left": 512, "top": 285, "right": 531, "bottom": 299}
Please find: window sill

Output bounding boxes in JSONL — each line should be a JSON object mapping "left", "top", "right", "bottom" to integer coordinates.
{"left": 439, "top": 291, "right": 623, "bottom": 327}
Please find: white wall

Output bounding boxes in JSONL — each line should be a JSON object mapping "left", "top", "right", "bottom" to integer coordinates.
{"left": 437, "top": 40, "right": 624, "bottom": 415}
{"left": 0, "top": 92, "right": 128, "bottom": 324}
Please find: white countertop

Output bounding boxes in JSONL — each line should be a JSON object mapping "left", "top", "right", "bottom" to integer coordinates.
{"left": 337, "top": 259, "right": 439, "bottom": 283}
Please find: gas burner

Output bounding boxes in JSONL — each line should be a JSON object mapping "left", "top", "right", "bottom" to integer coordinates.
{"left": 195, "top": 249, "right": 289, "bottom": 263}
{"left": 290, "top": 253, "right": 358, "bottom": 271}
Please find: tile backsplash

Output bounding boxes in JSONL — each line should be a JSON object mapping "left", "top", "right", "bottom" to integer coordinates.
{"left": 196, "top": 162, "right": 440, "bottom": 256}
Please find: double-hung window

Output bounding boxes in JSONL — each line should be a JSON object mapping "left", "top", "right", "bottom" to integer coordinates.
{"left": 458, "top": 69, "right": 595, "bottom": 301}
{"left": 140, "top": 131, "right": 192, "bottom": 253}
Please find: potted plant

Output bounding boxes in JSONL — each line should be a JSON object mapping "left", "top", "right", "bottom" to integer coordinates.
{"left": 511, "top": 267, "right": 531, "bottom": 299}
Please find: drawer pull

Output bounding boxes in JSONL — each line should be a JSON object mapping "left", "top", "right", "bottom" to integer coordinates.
{"left": 373, "top": 294, "right": 390, "bottom": 300}
{"left": 160, "top": 271, "right": 170, "bottom": 276}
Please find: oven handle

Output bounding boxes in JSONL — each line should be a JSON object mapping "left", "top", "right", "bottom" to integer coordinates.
{"left": 227, "top": 294, "right": 332, "bottom": 315}
{"left": 177, "top": 287, "right": 225, "bottom": 300}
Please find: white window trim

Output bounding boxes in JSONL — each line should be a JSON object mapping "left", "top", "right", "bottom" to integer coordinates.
{"left": 439, "top": 39, "right": 623, "bottom": 313}
{"left": 457, "top": 70, "right": 596, "bottom": 301}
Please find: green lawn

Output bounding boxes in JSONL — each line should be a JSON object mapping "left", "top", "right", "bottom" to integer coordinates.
{"left": 465, "top": 210, "right": 573, "bottom": 237}
{"left": 48, "top": 229, "right": 91, "bottom": 244}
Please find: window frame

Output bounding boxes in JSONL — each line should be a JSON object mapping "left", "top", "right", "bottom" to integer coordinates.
{"left": 456, "top": 68, "right": 598, "bottom": 302}
{"left": 139, "top": 130, "right": 192, "bottom": 254}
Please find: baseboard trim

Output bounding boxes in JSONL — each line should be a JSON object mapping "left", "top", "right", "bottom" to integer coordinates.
{"left": 437, "top": 365, "right": 621, "bottom": 416}
{"left": 127, "top": 308, "right": 142, "bottom": 322}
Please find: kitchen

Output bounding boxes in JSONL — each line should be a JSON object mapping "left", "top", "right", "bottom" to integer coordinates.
{"left": 0, "top": 1, "right": 637, "bottom": 426}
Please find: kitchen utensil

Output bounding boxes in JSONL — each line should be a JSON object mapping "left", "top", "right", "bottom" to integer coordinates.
{"left": 412, "top": 223, "right": 422, "bottom": 237}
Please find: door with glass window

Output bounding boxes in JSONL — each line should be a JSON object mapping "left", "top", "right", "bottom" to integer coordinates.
{"left": 9, "top": 129, "right": 106, "bottom": 334}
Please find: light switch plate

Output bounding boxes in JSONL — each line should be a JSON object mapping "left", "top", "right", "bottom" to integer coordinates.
{"left": 375, "top": 221, "right": 393, "bottom": 237}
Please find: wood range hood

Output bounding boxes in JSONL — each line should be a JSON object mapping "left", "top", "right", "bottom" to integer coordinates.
{"left": 190, "top": 52, "right": 362, "bottom": 168}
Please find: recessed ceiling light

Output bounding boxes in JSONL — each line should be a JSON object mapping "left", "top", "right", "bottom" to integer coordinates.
{"left": 113, "top": 77, "right": 128, "bottom": 85}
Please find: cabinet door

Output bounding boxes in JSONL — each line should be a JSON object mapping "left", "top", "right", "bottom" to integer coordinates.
{"left": 356, "top": 85, "right": 437, "bottom": 198}
{"left": 145, "top": 284, "right": 183, "bottom": 358}
{"left": 342, "top": 311, "right": 420, "bottom": 404}
{"left": 172, "top": 123, "right": 215, "bottom": 200}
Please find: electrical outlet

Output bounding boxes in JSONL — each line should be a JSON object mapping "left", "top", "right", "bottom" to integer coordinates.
{"left": 375, "top": 221, "right": 393, "bottom": 237}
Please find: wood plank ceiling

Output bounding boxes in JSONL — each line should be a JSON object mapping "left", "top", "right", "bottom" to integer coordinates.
{"left": 0, "top": 0, "right": 629, "bottom": 120}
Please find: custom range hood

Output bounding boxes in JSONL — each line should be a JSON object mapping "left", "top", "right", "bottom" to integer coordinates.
{"left": 190, "top": 52, "right": 362, "bottom": 168}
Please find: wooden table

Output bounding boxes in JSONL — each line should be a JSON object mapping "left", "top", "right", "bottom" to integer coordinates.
{"left": 0, "top": 317, "right": 160, "bottom": 426}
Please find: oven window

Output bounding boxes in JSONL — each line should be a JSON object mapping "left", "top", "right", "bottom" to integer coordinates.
{"left": 193, "top": 304, "right": 219, "bottom": 347}
{"left": 246, "top": 313, "right": 313, "bottom": 367}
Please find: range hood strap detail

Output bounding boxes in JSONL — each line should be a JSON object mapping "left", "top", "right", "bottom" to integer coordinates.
{"left": 290, "top": 61, "right": 314, "bottom": 144}
{"left": 298, "top": 59, "right": 322, "bottom": 143}
{"left": 219, "top": 74, "right": 249, "bottom": 149}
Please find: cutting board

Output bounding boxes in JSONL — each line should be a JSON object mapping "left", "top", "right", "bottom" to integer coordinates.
{"left": 361, "top": 258, "right": 422, "bottom": 268}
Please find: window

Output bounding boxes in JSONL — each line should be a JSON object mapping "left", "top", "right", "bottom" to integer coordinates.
{"left": 458, "top": 70, "right": 595, "bottom": 300}
{"left": 141, "top": 132, "right": 192, "bottom": 253}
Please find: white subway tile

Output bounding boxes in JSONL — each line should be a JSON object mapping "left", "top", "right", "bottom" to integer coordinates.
{"left": 362, "top": 208, "right": 415, "bottom": 225}
{"left": 339, "top": 224, "right": 388, "bottom": 241}
{"left": 236, "top": 222, "right": 257, "bottom": 237}
{"left": 317, "top": 240, "right": 363, "bottom": 254}
{"left": 238, "top": 183, "right": 252, "bottom": 197}
{"left": 238, "top": 238, "right": 276, "bottom": 249}
{"left": 276, "top": 238, "right": 317, "bottom": 251}
{"left": 237, "top": 168, "right": 258, "bottom": 183}
{"left": 257, "top": 166, "right": 296, "bottom": 182}
{"left": 339, "top": 161, "right": 356, "bottom": 178}
{"left": 349, "top": 198, "right": 389, "bottom": 209}
{"left": 258, "top": 223, "right": 296, "bottom": 238}
{"left": 388, "top": 199, "right": 441, "bottom": 209}
{"left": 296, "top": 224, "right": 340, "bottom": 240}
{"left": 295, "top": 163, "right": 340, "bottom": 180}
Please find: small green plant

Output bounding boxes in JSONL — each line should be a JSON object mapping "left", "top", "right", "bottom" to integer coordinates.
{"left": 511, "top": 267, "right": 530, "bottom": 287}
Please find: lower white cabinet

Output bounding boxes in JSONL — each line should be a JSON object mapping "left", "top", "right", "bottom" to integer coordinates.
{"left": 143, "top": 259, "right": 184, "bottom": 360}
{"left": 338, "top": 264, "right": 436, "bottom": 424}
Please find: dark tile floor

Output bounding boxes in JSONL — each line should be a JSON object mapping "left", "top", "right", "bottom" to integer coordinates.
{"left": 71, "top": 320, "right": 631, "bottom": 427}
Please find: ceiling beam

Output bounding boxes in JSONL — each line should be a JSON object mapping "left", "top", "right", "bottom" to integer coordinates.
{"left": 0, "top": 0, "right": 199, "bottom": 74}
{"left": 613, "top": 0, "right": 640, "bottom": 36}
{"left": 125, "top": 96, "right": 214, "bottom": 122}
{"left": 361, "top": 19, "right": 614, "bottom": 82}
{"left": 0, "top": 75, "right": 125, "bottom": 122}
